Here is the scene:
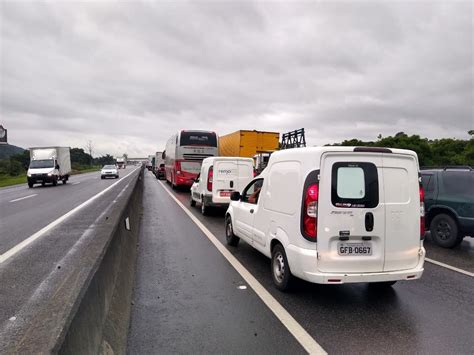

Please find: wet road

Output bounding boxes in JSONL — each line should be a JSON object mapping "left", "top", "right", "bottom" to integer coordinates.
{"left": 0, "top": 167, "right": 141, "bottom": 326}
{"left": 0, "top": 166, "right": 137, "bottom": 254}
{"left": 129, "top": 171, "right": 474, "bottom": 354}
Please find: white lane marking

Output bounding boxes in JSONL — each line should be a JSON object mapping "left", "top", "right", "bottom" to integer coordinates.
{"left": 425, "top": 258, "right": 474, "bottom": 277}
{"left": 0, "top": 167, "right": 140, "bottom": 264}
{"left": 158, "top": 181, "right": 326, "bottom": 355}
{"left": 9, "top": 194, "right": 38, "bottom": 203}
{"left": 72, "top": 182, "right": 81, "bottom": 185}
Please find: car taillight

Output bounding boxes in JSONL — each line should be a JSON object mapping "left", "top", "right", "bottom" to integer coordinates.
{"left": 303, "top": 184, "right": 319, "bottom": 240}
{"left": 207, "top": 166, "right": 213, "bottom": 192}
{"left": 420, "top": 185, "right": 425, "bottom": 239}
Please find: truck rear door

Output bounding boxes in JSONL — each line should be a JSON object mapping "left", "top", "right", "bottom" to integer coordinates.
{"left": 382, "top": 154, "right": 420, "bottom": 271}
{"left": 317, "top": 152, "right": 385, "bottom": 273}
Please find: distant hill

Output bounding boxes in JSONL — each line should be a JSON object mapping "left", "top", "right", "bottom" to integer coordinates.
{"left": 0, "top": 144, "right": 25, "bottom": 160}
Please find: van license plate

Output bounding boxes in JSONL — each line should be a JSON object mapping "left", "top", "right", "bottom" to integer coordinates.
{"left": 337, "top": 242, "right": 372, "bottom": 256}
{"left": 219, "top": 191, "right": 231, "bottom": 197}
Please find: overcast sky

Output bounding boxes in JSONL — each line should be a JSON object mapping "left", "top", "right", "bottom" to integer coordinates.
{"left": 1, "top": 0, "right": 472, "bottom": 157}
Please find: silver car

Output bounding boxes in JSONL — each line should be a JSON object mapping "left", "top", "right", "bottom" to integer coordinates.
{"left": 101, "top": 165, "right": 119, "bottom": 179}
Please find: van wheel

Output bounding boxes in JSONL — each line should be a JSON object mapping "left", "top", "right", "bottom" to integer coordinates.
{"left": 28, "top": 182, "right": 34, "bottom": 188}
{"left": 271, "top": 244, "right": 292, "bottom": 291}
{"left": 430, "top": 214, "right": 462, "bottom": 248}
{"left": 225, "top": 217, "right": 239, "bottom": 246}
{"left": 62, "top": 179, "right": 67, "bottom": 184}
{"left": 190, "top": 196, "right": 196, "bottom": 207}
{"left": 201, "top": 197, "right": 208, "bottom": 215}
{"left": 52, "top": 179, "right": 57, "bottom": 186}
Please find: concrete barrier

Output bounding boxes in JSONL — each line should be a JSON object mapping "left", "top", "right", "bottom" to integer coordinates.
{"left": 2, "top": 167, "right": 143, "bottom": 354}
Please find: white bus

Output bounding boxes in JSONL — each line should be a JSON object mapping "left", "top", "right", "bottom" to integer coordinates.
{"left": 165, "top": 130, "right": 218, "bottom": 188}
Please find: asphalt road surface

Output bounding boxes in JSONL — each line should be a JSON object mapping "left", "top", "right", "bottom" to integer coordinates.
{"left": 129, "top": 171, "right": 474, "bottom": 354}
{"left": 0, "top": 166, "right": 141, "bottom": 326}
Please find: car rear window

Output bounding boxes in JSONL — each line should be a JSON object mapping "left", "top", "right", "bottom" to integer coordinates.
{"left": 332, "top": 162, "right": 379, "bottom": 208}
{"left": 421, "top": 174, "right": 434, "bottom": 192}
{"left": 441, "top": 171, "right": 474, "bottom": 195}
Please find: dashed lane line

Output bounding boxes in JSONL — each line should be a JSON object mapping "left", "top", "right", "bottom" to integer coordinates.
{"left": 0, "top": 167, "right": 139, "bottom": 264}
{"left": 9, "top": 194, "right": 38, "bottom": 203}
{"left": 425, "top": 258, "right": 473, "bottom": 277}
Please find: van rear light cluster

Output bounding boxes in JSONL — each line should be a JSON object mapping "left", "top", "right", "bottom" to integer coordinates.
{"left": 420, "top": 185, "right": 425, "bottom": 239}
{"left": 175, "top": 161, "right": 181, "bottom": 175}
{"left": 207, "top": 166, "right": 213, "bottom": 192}
{"left": 303, "top": 184, "right": 319, "bottom": 240}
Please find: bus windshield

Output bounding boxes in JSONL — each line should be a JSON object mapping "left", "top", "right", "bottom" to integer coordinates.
{"left": 30, "top": 159, "right": 54, "bottom": 169}
{"left": 180, "top": 131, "right": 217, "bottom": 147}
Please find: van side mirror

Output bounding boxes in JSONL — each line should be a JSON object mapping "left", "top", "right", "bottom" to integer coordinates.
{"left": 230, "top": 191, "right": 241, "bottom": 201}
{"left": 56, "top": 164, "right": 60, "bottom": 170}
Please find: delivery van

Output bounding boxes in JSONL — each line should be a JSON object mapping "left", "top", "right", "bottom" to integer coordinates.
{"left": 190, "top": 157, "right": 254, "bottom": 215}
{"left": 225, "top": 146, "right": 426, "bottom": 290}
{"left": 27, "top": 147, "right": 72, "bottom": 188}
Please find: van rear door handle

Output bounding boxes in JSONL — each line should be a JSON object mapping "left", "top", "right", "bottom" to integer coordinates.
{"left": 250, "top": 209, "right": 254, "bottom": 214}
{"left": 230, "top": 181, "right": 234, "bottom": 188}
{"left": 365, "top": 212, "right": 374, "bottom": 232}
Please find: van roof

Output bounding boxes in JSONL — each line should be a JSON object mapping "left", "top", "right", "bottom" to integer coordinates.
{"left": 269, "top": 146, "right": 418, "bottom": 163}
{"left": 203, "top": 156, "right": 254, "bottom": 164}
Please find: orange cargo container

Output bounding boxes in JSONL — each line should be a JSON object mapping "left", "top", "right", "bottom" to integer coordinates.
{"left": 219, "top": 130, "right": 280, "bottom": 157}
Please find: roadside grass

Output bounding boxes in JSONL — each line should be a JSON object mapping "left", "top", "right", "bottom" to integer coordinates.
{"left": 0, "top": 166, "right": 102, "bottom": 188}
{"left": 0, "top": 174, "right": 27, "bottom": 188}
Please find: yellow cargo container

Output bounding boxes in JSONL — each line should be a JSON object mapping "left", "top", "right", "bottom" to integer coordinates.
{"left": 219, "top": 130, "right": 280, "bottom": 157}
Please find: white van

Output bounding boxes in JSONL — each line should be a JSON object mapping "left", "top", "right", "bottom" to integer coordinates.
{"left": 190, "top": 157, "right": 254, "bottom": 215}
{"left": 225, "top": 147, "right": 426, "bottom": 290}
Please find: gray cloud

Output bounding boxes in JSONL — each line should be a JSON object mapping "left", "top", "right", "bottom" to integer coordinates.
{"left": 1, "top": 0, "right": 472, "bottom": 157}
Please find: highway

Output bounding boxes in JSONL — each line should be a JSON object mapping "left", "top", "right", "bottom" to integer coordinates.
{"left": 128, "top": 171, "right": 474, "bottom": 354}
{"left": 0, "top": 167, "right": 472, "bottom": 353}
{"left": 0, "top": 166, "right": 141, "bottom": 329}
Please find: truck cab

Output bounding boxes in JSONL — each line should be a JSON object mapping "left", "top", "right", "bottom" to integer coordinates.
{"left": 27, "top": 147, "right": 71, "bottom": 188}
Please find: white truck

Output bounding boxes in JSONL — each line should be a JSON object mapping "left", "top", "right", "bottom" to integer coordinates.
{"left": 116, "top": 156, "right": 126, "bottom": 169}
{"left": 27, "top": 147, "right": 71, "bottom": 188}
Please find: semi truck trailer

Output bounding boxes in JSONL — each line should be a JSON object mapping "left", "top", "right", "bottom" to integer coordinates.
{"left": 218, "top": 130, "right": 279, "bottom": 158}
{"left": 27, "top": 147, "right": 71, "bottom": 188}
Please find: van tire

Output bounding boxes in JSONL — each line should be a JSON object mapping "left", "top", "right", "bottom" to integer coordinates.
{"left": 430, "top": 214, "right": 462, "bottom": 248}
{"left": 225, "top": 217, "right": 239, "bottom": 246}
{"left": 28, "top": 182, "right": 34, "bottom": 188}
{"left": 201, "top": 198, "right": 209, "bottom": 215}
{"left": 271, "top": 244, "right": 292, "bottom": 291}
{"left": 190, "top": 196, "right": 196, "bottom": 207}
{"left": 52, "top": 178, "right": 57, "bottom": 186}
{"left": 62, "top": 179, "right": 67, "bottom": 184}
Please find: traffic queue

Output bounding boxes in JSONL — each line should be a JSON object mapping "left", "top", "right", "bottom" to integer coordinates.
{"left": 147, "top": 129, "right": 429, "bottom": 292}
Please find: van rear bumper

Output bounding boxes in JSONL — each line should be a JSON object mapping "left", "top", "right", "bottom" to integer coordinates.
{"left": 286, "top": 244, "right": 425, "bottom": 284}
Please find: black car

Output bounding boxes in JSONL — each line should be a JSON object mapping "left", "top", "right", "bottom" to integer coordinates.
{"left": 421, "top": 167, "right": 474, "bottom": 248}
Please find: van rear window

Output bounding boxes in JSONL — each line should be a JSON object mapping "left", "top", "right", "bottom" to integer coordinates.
{"left": 332, "top": 162, "right": 379, "bottom": 208}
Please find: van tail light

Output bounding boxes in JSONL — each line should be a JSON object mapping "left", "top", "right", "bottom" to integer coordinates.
{"left": 303, "top": 184, "right": 319, "bottom": 240}
{"left": 207, "top": 166, "right": 213, "bottom": 192}
{"left": 175, "top": 161, "right": 181, "bottom": 175}
{"left": 420, "top": 185, "right": 425, "bottom": 239}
